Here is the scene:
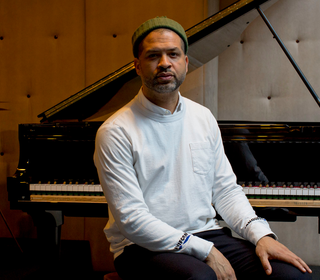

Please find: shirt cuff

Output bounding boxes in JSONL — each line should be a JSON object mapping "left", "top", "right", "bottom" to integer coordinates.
{"left": 245, "top": 219, "right": 278, "bottom": 245}
{"left": 180, "top": 235, "right": 213, "bottom": 261}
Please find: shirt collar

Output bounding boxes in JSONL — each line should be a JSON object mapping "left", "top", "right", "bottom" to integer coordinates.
{"left": 137, "top": 88, "right": 183, "bottom": 115}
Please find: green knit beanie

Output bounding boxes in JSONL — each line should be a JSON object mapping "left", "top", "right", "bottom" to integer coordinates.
{"left": 132, "top": 16, "right": 188, "bottom": 58}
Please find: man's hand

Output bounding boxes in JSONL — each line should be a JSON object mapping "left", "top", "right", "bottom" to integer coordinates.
{"left": 205, "top": 246, "right": 237, "bottom": 280}
{"left": 256, "top": 236, "right": 312, "bottom": 275}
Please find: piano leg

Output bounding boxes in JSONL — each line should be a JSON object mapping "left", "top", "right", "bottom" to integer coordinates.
{"left": 29, "top": 210, "right": 64, "bottom": 261}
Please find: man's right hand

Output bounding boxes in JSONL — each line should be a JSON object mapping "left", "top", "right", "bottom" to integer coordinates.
{"left": 205, "top": 246, "right": 237, "bottom": 280}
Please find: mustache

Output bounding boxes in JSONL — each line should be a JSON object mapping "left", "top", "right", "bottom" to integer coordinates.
{"left": 156, "top": 70, "right": 175, "bottom": 77}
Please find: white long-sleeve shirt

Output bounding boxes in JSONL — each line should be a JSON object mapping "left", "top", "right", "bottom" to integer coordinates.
{"left": 94, "top": 89, "right": 274, "bottom": 260}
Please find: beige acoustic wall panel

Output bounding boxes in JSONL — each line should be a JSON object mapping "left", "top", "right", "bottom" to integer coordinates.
{"left": 85, "top": 0, "right": 210, "bottom": 123}
{"left": 0, "top": 0, "right": 86, "bottom": 238}
{"left": 181, "top": 0, "right": 220, "bottom": 117}
{"left": 85, "top": 0, "right": 208, "bottom": 85}
{"left": 218, "top": 0, "right": 320, "bottom": 122}
{"left": 218, "top": 0, "right": 320, "bottom": 266}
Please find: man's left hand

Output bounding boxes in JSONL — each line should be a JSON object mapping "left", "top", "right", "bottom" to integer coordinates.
{"left": 255, "top": 236, "right": 312, "bottom": 275}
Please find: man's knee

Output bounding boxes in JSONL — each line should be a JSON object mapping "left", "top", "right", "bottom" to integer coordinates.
{"left": 270, "top": 260, "right": 312, "bottom": 280}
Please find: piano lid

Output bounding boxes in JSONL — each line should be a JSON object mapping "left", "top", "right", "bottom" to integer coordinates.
{"left": 38, "top": 0, "right": 278, "bottom": 123}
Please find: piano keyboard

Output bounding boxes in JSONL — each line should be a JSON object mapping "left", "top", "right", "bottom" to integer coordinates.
{"left": 30, "top": 183, "right": 103, "bottom": 194}
{"left": 29, "top": 182, "right": 105, "bottom": 203}
{"left": 241, "top": 182, "right": 320, "bottom": 200}
{"left": 27, "top": 181, "right": 320, "bottom": 207}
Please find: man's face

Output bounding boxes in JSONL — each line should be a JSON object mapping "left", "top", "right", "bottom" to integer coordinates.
{"left": 134, "top": 29, "right": 188, "bottom": 95}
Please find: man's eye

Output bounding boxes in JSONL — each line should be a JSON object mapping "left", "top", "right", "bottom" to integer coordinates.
{"left": 170, "top": 53, "right": 178, "bottom": 57}
{"left": 148, "top": 54, "right": 157, "bottom": 59}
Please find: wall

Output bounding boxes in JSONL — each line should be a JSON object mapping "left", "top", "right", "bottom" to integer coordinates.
{"left": 0, "top": 0, "right": 208, "bottom": 272}
{"left": 218, "top": 0, "right": 320, "bottom": 265}
{"left": 1, "top": 0, "right": 319, "bottom": 272}
{"left": 0, "top": 0, "right": 87, "bottom": 238}
{"left": 218, "top": 0, "right": 320, "bottom": 122}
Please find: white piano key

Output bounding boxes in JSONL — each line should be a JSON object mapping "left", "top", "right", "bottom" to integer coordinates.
{"left": 284, "top": 189, "right": 291, "bottom": 196}
{"left": 254, "top": 188, "right": 261, "bottom": 195}
{"left": 309, "top": 188, "right": 315, "bottom": 196}
{"left": 291, "top": 188, "right": 297, "bottom": 196}
{"left": 94, "top": 185, "right": 103, "bottom": 192}
{"left": 260, "top": 188, "right": 267, "bottom": 195}
{"left": 248, "top": 188, "right": 255, "bottom": 195}
{"left": 266, "top": 188, "right": 273, "bottom": 195}
{"left": 36, "top": 184, "right": 41, "bottom": 191}
{"left": 243, "top": 187, "right": 249, "bottom": 195}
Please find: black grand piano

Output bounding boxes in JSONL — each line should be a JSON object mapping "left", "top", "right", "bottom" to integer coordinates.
{"left": 7, "top": 0, "right": 320, "bottom": 254}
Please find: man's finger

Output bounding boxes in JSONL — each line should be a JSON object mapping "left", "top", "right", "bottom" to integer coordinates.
{"left": 259, "top": 255, "right": 272, "bottom": 275}
{"left": 291, "top": 257, "right": 312, "bottom": 274}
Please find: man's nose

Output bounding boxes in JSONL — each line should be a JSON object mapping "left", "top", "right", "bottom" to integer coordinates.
{"left": 158, "top": 54, "right": 171, "bottom": 69}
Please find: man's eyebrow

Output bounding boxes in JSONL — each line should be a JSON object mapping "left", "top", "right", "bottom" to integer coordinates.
{"left": 145, "top": 47, "right": 180, "bottom": 53}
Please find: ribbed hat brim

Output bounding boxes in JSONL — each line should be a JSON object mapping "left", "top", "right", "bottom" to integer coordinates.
{"left": 132, "top": 16, "right": 188, "bottom": 58}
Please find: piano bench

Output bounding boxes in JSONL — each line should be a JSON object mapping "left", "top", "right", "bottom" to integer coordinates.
{"left": 104, "top": 272, "right": 123, "bottom": 280}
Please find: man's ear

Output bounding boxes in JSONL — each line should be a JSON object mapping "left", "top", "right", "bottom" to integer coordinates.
{"left": 185, "top": 55, "right": 189, "bottom": 74}
{"left": 134, "top": 58, "right": 141, "bottom": 76}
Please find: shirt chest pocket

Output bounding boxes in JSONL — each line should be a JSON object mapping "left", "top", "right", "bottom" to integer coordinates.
{"left": 189, "top": 142, "right": 214, "bottom": 175}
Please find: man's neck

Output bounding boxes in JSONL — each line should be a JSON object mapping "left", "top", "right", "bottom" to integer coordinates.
{"left": 142, "top": 86, "right": 179, "bottom": 114}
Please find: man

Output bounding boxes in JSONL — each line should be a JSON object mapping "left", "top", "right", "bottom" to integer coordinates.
{"left": 94, "top": 17, "right": 312, "bottom": 280}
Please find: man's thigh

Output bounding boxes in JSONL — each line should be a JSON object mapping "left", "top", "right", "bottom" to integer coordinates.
{"left": 114, "top": 244, "right": 216, "bottom": 280}
{"left": 115, "top": 228, "right": 312, "bottom": 280}
{"left": 196, "top": 228, "right": 311, "bottom": 280}
{"left": 196, "top": 228, "right": 264, "bottom": 279}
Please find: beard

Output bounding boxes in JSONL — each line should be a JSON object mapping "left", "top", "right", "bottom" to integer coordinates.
{"left": 143, "top": 70, "right": 186, "bottom": 94}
